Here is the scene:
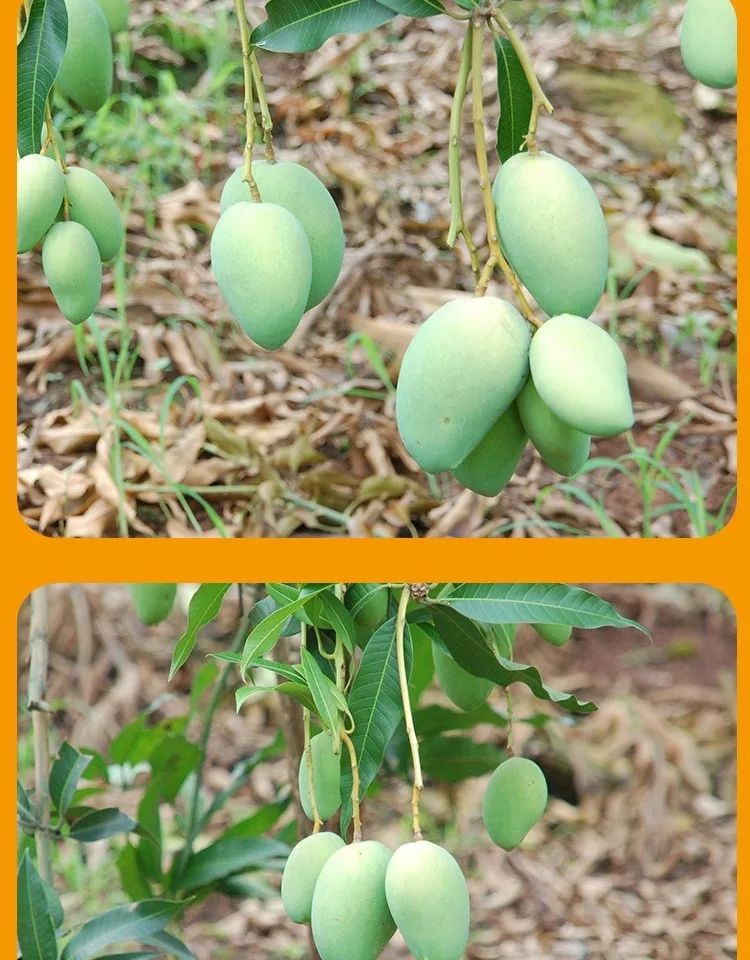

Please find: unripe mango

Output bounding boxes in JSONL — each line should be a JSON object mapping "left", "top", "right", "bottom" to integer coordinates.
{"left": 56, "top": 0, "right": 113, "bottom": 111}
{"left": 517, "top": 378, "right": 590, "bottom": 476}
{"left": 483, "top": 757, "right": 548, "bottom": 851}
{"left": 211, "top": 201, "right": 312, "bottom": 350}
{"left": 17, "top": 154, "right": 65, "bottom": 253}
{"left": 396, "top": 297, "right": 531, "bottom": 473}
{"left": 433, "top": 645, "right": 493, "bottom": 712}
{"left": 221, "top": 161, "right": 344, "bottom": 309}
{"left": 385, "top": 841, "right": 470, "bottom": 960}
{"left": 530, "top": 314, "right": 633, "bottom": 437}
{"left": 42, "top": 221, "right": 102, "bottom": 324}
{"left": 281, "top": 832, "right": 345, "bottom": 924}
{"left": 493, "top": 152, "right": 608, "bottom": 318}
{"left": 96, "top": 0, "right": 129, "bottom": 32}
{"left": 64, "top": 166, "right": 124, "bottom": 262}
{"left": 680, "top": 0, "right": 736, "bottom": 89}
{"left": 298, "top": 733, "right": 341, "bottom": 822}
{"left": 532, "top": 623, "right": 572, "bottom": 647}
{"left": 311, "top": 841, "right": 396, "bottom": 960}
{"left": 129, "top": 584, "right": 177, "bottom": 625}
{"left": 453, "top": 404, "right": 527, "bottom": 496}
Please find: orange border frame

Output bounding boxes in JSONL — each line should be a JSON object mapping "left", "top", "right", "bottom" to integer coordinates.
{"left": 4, "top": 1, "right": 743, "bottom": 956}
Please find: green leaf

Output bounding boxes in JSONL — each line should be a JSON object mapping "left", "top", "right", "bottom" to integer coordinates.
{"left": 180, "top": 838, "right": 288, "bottom": 891}
{"left": 378, "top": 0, "right": 444, "bottom": 15}
{"left": 141, "top": 931, "right": 195, "bottom": 960}
{"left": 340, "top": 617, "right": 412, "bottom": 834}
{"left": 431, "top": 605, "right": 597, "bottom": 714}
{"left": 241, "top": 586, "right": 327, "bottom": 675}
{"left": 91, "top": 954, "right": 158, "bottom": 959}
{"left": 408, "top": 623, "right": 435, "bottom": 700}
{"left": 17, "top": 851, "right": 58, "bottom": 960}
{"left": 441, "top": 584, "right": 647, "bottom": 633}
{"left": 117, "top": 843, "right": 153, "bottom": 902}
{"left": 490, "top": 622, "right": 516, "bottom": 659}
{"left": 317, "top": 592, "right": 356, "bottom": 653}
{"left": 50, "top": 742, "right": 92, "bottom": 815}
{"left": 41, "top": 876, "right": 65, "bottom": 929}
{"left": 300, "top": 648, "right": 349, "bottom": 732}
{"left": 18, "top": 781, "right": 40, "bottom": 832}
{"left": 222, "top": 801, "right": 289, "bottom": 840}
{"left": 494, "top": 36, "right": 533, "bottom": 163}
{"left": 69, "top": 808, "right": 137, "bottom": 842}
{"left": 246, "top": 658, "right": 305, "bottom": 683}
{"left": 414, "top": 702, "right": 508, "bottom": 736}
{"left": 420, "top": 735, "right": 505, "bottom": 782}
{"left": 148, "top": 735, "right": 202, "bottom": 803}
{"left": 277, "top": 682, "right": 318, "bottom": 712}
{"left": 17, "top": 0, "right": 68, "bottom": 156}
{"left": 60, "top": 901, "right": 184, "bottom": 960}
{"left": 252, "top": 0, "right": 395, "bottom": 53}
{"left": 170, "top": 584, "right": 231, "bottom": 678}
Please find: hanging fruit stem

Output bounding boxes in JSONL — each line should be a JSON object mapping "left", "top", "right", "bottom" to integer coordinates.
{"left": 395, "top": 585, "right": 423, "bottom": 841}
{"left": 300, "top": 623, "right": 323, "bottom": 832}
{"left": 234, "top": 0, "right": 261, "bottom": 202}
{"left": 341, "top": 730, "right": 362, "bottom": 841}
{"left": 249, "top": 50, "right": 276, "bottom": 163}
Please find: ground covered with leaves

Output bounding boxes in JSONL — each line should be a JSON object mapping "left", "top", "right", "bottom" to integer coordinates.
{"left": 17, "top": 0, "right": 736, "bottom": 537}
{"left": 17, "top": 584, "right": 736, "bottom": 959}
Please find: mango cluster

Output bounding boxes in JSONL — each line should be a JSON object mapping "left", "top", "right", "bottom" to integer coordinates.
{"left": 17, "top": 156, "right": 124, "bottom": 324}
{"left": 212, "top": 161, "right": 345, "bottom": 350}
{"left": 680, "top": 0, "right": 736, "bottom": 90}
{"left": 396, "top": 152, "right": 634, "bottom": 496}
{"left": 56, "top": 0, "right": 128, "bottom": 112}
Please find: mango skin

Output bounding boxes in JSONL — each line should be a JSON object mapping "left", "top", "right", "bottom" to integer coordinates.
{"left": 17, "top": 154, "right": 65, "bottom": 253}
{"left": 129, "top": 584, "right": 177, "bottom": 625}
{"left": 483, "top": 757, "right": 548, "bottom": 851}
{"left": 680, "top": 0, "right": 737, "bottom": 89}
{"left": 493, "top": 152, "right": 608, "bottom": 318}
{"left": 64, "top": 166, "right": 124, "bottom": 262}
{"left": 396, "top": 297, "right": 531, "bottom": 474}
{"left": 211, "top": 201, "right": 312, "bottom": 350}
{"left": 516, "top": 378, "right": 590, "bottom": 476}
{"left": 311, "top": 841, "right": 395, "bottom": 960}
{"left": 221, "top": 161, "right": 344, "bottom": 309}
{"left": 433, "top": 645, "right": 492, "bottom": 712}
{"left": 298, "top": 733, "right": 342, "bottom": 822}
{"left": 530, "top": 314, "right": 634, "bottom": 437}
{"left": 453, "top": 404, "right": 527, "bottom": 496}
{"left": 42, "top": 221, "right": 102, "bottom": 324}
{"left": 532, "top": 623, "right": 572, "bottom": 647}
{"left": 56, "top": 0, "right": 113, "bottom": 111}
{"left": 96, "top": 0, "right": 129, "bottom": 32}
{"left": 281, "top": 832, "right": 345, "bottom": 924}
{"left": 385, "top": 841, "right": 470, "bottom": 960}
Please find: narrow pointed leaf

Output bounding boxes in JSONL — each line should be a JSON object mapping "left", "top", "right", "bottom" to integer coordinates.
{"left": 252, "top": 0, "right": 394, "bottom": 53}
{"left": 317, "top": 592, "right": 356, "bottom": 653}
{"left": 17, "top": 852, "right": 58, "bottom": 960}
{"left": 170, "top": 584, "right": 231, "bottom": 678}
{"left": 494, "top": 36, "right": 533, "bottom": 163}
{"left": 60, "top": 900, "right": 184, "bottom": 960}
{"left": 50, "top": 742, "right": 92, "bottom": 815}
{"left": 300, "top": 648, "right": 349, "bottom": 732}
{"left": 180, "top": 837, "right": 288, "bottom": 890}
{"left": 241, "top": 586, "right": 328, "bottom": 675}
{"left": 379, "top": 0, "right": 444, "bottom": 15}
{"left": 17, "top": 0, "right": 68, "bottom": 156}
{"left": 141, "top": 931, "right": 196, "bottom": 960}
{"left": 69, "top": 807, "right": 137, "bottom": 842}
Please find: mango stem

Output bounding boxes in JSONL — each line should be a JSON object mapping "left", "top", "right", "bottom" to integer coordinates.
{"left": 234, "top": 0, "right": 261, "bottom": 202}
{"left": 341, "top": 731, "right": 362, "bottom": 841}
{"left": 396, "top": 585, "right": 423, "bottom": 841}
{"left": 249, "top": 50, "right": 276, "bottom": 163}
{"left": 301, "top": 624, "right": 323, "bottom": 832}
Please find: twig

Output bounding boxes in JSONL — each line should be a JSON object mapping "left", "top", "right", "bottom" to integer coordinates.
{"left": 28, "top": 587, "right": 53, "bottom": 885}
{"left": 249, "top": 50, "right": 275, "bottom": 162}
{"left": 341, "top": 731, "right": 362, "bottom": 842}
{"left": 504, "top": 688, "right": 515, "bottom": 757}
{"left": 395, "top": 586, "right": 423, "bottom": 841}
{"left": 234, "top": 0, "right": 261, "bottom": 201}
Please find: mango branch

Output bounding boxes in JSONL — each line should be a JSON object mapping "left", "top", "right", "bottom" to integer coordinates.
{"left": 341, "top": 730, "right": 362, "bottom": 841}
{"left": 300, "top": 623, "right": 323, "bottom": 832}
{"left": 234, "top": 0, "right": 261, "bottom": 201}
{"left": 28, "top": 587, "right": 53, "bottom": 886}
{"left": 395, "top": 585, "right": 423, "bottom": 841}
{"left": 249, "top": 50, "right": 275, "bottom": 163}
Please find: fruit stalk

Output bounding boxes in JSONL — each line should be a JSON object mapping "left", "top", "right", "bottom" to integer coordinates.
{"left": 341, "top": 730, "right": 362, "bottom": 841}
{"left": 300, "top": 623, "right": 324, "bottom": 832}
{"left": 28, "top": 586, "right": 53, "bottom": 885}
{"left": 233, "top": 0, "right": 261, "bottom": 202}
{"left": 396, "top": 585, "right": 424, "bottom": 840}
{"left": 249, "top": 50, "right": 276, "bottom": 163}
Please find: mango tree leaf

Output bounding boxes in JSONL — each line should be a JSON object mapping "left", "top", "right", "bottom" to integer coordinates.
{"left": 180, "top": 837, "right": 288, "bottom": 891}
{"left": 60, "top": 901, "right": 184, "bottom": 960}
{"left": 141, "top": 931, "right": 195, "bottom": 960}
{"left": 317, "top": 592, "right": 356, "bottom": 653}
{"left": 69, "top": 808, "right": 137, "bottom": 842}
{"left": 41, "top": 875, "right": 65, "bottom": 929}
{"left": 246, "top": 658, "right": 305, "bottom": 684}
{"left": 50, "top": 742, "right": 92, "bottom": 815}
{"left": 378, "top": 0, "right": 444, "bottom": 15}
{"left": 420, "top": 735, "right": 505, "bottom": 783}
{"left": 17, "top": 0, "right": 68, "bottom": 156}
{"left": 414, "top": 703, "right": 508, "bottom": 736}
{"left": 300, "top": 648, "right": 349, "bottom": 733}
{"left": 91, "top": 954, "right": 158, "bottom": 959}
{"left": 252, "top": 0, "right": 394, "bottom": 53}
{"left": 494, "top": 36, "right": 532, "bottom": 162}
{"left": 169, "top": 584, "right": 231, "bottom": 678}
{"left": 431, "top": 605, "right": 597, "bottom": 714}
{"left": 17, "top": 852, "right": 58, "bottom": 960}
{"left": 241, "top": 586, "right": 328, "bottom": 674}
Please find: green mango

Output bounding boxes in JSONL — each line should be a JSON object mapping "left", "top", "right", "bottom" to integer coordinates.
{"left": 42, "top": 221, "right": 102, "bottom": 324}
{"left": 483, "top": 757, "right": 548, "bottom": 851}
{"left": 56, "top": 0, "right": 113, "bottom": 111}
{"left": 221, "top": 161, "right": 344, "bottom": 309}
{"left": 385, "top": 841, "right": 470, "bottom": 960}
{"left": 281, "top": 831, "right": 345, "bottom": 924}
{"left": 311, "top": 841, "right": 396, "bottom": 960}
{"left": 211, "top": 201, "right": 312, "bottom": 350}
{"left": 680, "top": 0, "right": 736, "bottom": 89}
{"left": 433, "top": 645, "right": 493, "bottom": 712}
{"left": 64, "top": 166, "right": 124, "bottom": 262}
{"left": 129, "top": 584, "right": 177, "bottom": 626}
{"left": 345, "top": 584, "right": 389, "bottom": 632}
{"left": 95, "top": 0, "right": 129, "bottom": 32}
{"left": 298, "top": 732, "right": 342, "bottom": 822}
{"left": 529, "top": 314, "right": 633, "bottom": 437}
{"left": 17, "top": 154, "right": 65, "bottom": 253}
{"left": 493, "top": 152, "right": 608, "bottom": 318}
{"left": 396, "top": 296, "right": 531, "bottom": 474}
{"left": 453, "top": 404, "right": 528, "bottom": 496}
{"left": 532, "top": 623, "right": 572, "bottom": 647}
{"left": 516, "top": 378, "right": 590, "bottom": 476}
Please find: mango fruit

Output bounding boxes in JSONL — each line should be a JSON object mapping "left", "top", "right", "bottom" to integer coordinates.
{"left": 385, "top": 841, "right": 470, "bottom": 960}
{"left": 493, "top": 152, "right": 608, "bottom": 318}
{"left": 298, "top": 732, "right": 341, "bottom": 822}
{"left": 17, "top": 154, "right": 65, "bottom": 253}
{"left": 64, "top": 166, "right": 124, "bottom": 262}
{"left": 42, "top": 221, "right": 102, "bottom": 324}
{"left": 433, "top": 645, "right": 492, "bottom": 712}
{"left": 532, "top": 623, "right": 573, "bottom": 647}
{"left": 281, "top": 831, "right": 345, "bottom": 924}
{"left": 221, "top": 161, "right": 344, "bottom": 309}
{"left": 129, "top": 584, "right": 177, "bottom": 625}
{"left": 680, "top": 0, "right": 737, "bottom": 89}
{"left": 453, "top": 404, "right": 528, "bottom": 496}
{"left": 311, "top": 840, "right": 396, "bottom": 960}
{"left": 211, "top": 201, "right": 312, "bottom": 350}
{"left": 516, "top": 378, "right": 590, "bottom": 476}
{"left": 529, "top": 314, "right": 633, "bottom": 437}
{"left": 396, "top": 296, "right": 531, "bottom": 473}
{"left": 56, "top": 0, "right": 113, "bottom": 111}
{"left": 96, "top": 0, "right": 129, "bottom": 32}
{"left": 483, "top": 757, "right": 548, "bottom": 851}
